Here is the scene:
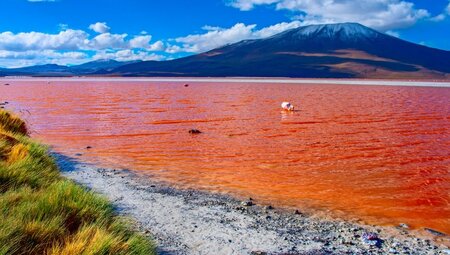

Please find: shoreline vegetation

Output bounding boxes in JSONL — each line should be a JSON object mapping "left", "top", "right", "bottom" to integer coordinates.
{"left": 0, "top": 110, "right": 155, "bottom": 254}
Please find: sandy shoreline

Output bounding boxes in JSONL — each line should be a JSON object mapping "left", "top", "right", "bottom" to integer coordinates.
{"left": 53, "top": 153, "right": 449, "bottom": 255}
{"left": 1, "top": 77, "right": 450, "bottom": 87}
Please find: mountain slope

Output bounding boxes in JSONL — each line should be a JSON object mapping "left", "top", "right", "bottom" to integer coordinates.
{"left": 70, "top": 59, "right": 142, "bottom": 74}
{"left": 5, "top": 64, "right": 72, "bottom": 76}
{"left": 1, "top": 23, "right": 449, "bottom": 78}
{"left": 0, "top": 60, "right": 141, "bottom": 76}
{"left": 113, "top": 23, "right": 450, "bottom": 78}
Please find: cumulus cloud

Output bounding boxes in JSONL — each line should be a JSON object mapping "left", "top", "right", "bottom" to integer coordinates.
{"left": 0, "top": 30, "right": 89, "bottom": 51}
{"left": 0, "top": 50, "right": 88, "bottom": 68}
{"left": 148, "top": 40, "right": 165, "bottom": 51}
{"left": 229, "top": 0, "right": 278, "bottom": 11}
{"left": 129, "top": 35, "right": 152, "bottom": 48}
{"left": 429, "top": 1, "right": 450, "bottom": 22}
{"left": 229, "top": 0, "right": 430, "bottom": 31}
{"left": 430, "top": 14, "right": 446, "bottom": 22}
{"left": 0, "top": 26, "right": 166, "bottom": 53}
{"left": 92, "top": 49, "right": 165, "bottom": 62}
{"left": 165, "top": 44, "right": 182, "bottom": 54}
{"left": 89, "top": 22, "right": 110, "bottom": 34}
{"left": 0, "top": 22, "right": 168, "bottom": 67}
{"left": 128, "top": 36, "right": 166, "bottom": 51}
{"left": 90, "top": 33, "right": 128, "bottom": 49}
{"left": 173, "top": 21, "right": 300, "bottom": 53}
{"left": 252, "top": 21, "right": 301, "bottom": 37}
{"left": 175, "top": 23, "right": 256, "bottom": 52}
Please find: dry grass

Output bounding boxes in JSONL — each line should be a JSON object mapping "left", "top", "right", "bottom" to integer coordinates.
{"left": 0, "top": 111, "right": 27, "bottom": 136}
{"left": 0, "top": 110, "right": 155, "bottom": 255}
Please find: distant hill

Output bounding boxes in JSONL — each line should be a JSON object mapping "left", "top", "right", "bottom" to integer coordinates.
{"left": 1, "top": 23, "right": 449, "bottom": 79}
{"left": 70, "top": 59, "right": 142, "bottom": 74}
{"left": 1, "top": 60, "right": 140, "bottom": 77}
{"left": 4, "top": 64, "right": 72, "bottom": 76}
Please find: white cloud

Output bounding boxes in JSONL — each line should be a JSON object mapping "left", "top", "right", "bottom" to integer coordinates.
{"left": 165, "top": 44, "right": 182, "bottom": 54}
{"left": 148, "top": 40, "right": 165, "bottom": 51}
{"left": 430, "top": 14, "right": 446, "bottom": 22}
{"left": 428, "top": 1, "right": 450, "bottom": 22}
{"left": 252, "top": 21, "right": 301, "bottom": 37}
{"left": 201, "top": 25, "right": 223, "bottom": 31}
{"left": 89, "top": 22, "right": 110, "bottom": 34}
{"left": 129, "top": 35, "right": 152, "bottom": 48}
{"left": 230, "top": 0, "right": 278, "bottom": 11}
{"left": 93, "top": 49, "right": 165, "bottom": 62}
{"left": 175, "top": 23, "right": 256, "bottom": 52}
{"left": 0, "top": 22, "right": 168, "bottom": 67}
{"left": 89, "top": 33, "right": 128, "bottom": 49}
{"left": 173, "top": 21, "right": 300, "bottom": 53}
{"left": 0, "top": 50, "right": 88, "bottom": 68}
{"left": 0, "top": 29, "right": 89, "bottom": 51}
{"left": 58, "top": 23, "right": 69, "bottom": 31}
{"left": 127, "top": 36, "right": 166, "bottom": 51}
{"left": 229, "top": 0, "right": 430, "bottom": 31}
{"left": 386, "top": 30, "right": 400, "bottom": 37}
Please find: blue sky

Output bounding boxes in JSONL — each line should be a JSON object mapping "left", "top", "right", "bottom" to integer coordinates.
{"left": 0, "top": 0, "right": 449, "bottom": 67}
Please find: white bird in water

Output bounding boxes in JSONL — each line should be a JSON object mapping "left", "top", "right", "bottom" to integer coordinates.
{"left": 281, "top": 102, "right": 295, "bottom": 111}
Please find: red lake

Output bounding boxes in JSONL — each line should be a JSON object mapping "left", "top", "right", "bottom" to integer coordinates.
{"left": 1, "top": 78, "right": 449, "bottom": 234}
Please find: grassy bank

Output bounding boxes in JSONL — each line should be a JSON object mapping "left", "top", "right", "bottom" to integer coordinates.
{"left": 0, "top": 110, "right": 155, "bottom": 254}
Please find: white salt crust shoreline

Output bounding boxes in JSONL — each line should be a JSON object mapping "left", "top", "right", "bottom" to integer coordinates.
{"left": 1, "top": 77, "right": 450, "bottom": 87}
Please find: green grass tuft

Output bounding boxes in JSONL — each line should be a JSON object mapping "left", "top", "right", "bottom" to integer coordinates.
{"left": 0, "top": 110, "right": 156, "bottom": 255}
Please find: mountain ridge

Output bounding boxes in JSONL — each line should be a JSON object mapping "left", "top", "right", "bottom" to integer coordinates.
{"left": 1, "top": 23, "right": 449, "bottom": 79}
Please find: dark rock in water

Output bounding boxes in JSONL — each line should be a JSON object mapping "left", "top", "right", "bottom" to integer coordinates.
{"left": 241, "top": 200, "right": 254, "bottom": 206}
{"left": 424, "top": 228, "right": 445, "bottom": 236}
{"left": 184, "top": 84, "right": 189, "bottom": 87}
{"left": 75, "top": 153, "right": 83, "bottom": 156}
{"left": 4, "top": 83, "right": 10, "bottom": 86}
{"left": 294, "top": 209, "right": 301, "bottom": 215}
{"left": 86, "top": 146, "right": 92, "bottom": 149}
{"left": 265, "top": 205, "right": 274, "bottom": 210}
{"left": 188, "top": 129, "right": 202, "bottom": 134}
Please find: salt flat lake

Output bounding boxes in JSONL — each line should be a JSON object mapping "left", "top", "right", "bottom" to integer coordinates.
{"left": 1, "top": 78, "right": 449, "bottom": 234}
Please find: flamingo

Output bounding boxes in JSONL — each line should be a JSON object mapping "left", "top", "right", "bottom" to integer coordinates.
{"left": 281, "top": 102, "right": 295, "bottom": 111}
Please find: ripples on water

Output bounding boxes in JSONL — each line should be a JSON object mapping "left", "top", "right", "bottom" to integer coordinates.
{"left": 1, "top": 80, "right": 449, "bottom": 234}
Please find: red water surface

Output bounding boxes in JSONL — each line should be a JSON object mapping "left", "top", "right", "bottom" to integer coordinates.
{"left": 1, "top": 80, "right": 449, "bottom": 233}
